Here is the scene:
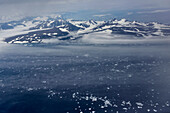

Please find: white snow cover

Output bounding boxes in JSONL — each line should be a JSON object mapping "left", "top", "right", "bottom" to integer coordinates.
{"left": 1, "top": 15, "right": 170, "bottom": 44}
{"left": 59, "top": 28, "right": 69, "bottom": 33}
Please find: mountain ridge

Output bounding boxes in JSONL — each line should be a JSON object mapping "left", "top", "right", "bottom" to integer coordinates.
{"left": 1, "top": 15, "right": 170, "bottom": 44}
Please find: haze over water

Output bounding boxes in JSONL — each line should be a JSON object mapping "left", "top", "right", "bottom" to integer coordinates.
{"left": 0, "top": 38, "right": 170, "bottom": 113}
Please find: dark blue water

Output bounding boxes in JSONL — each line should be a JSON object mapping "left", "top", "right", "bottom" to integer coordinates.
{"left": 0, "top": 40, "right": 170, "bottom": 113}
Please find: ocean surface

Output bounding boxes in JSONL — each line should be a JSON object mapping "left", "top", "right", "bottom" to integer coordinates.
{"left": 0, "top": 39, "right": 170, "bottom": 113}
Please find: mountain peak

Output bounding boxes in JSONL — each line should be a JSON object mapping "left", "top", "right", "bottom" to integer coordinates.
{"left": 88, "top": 19, "right": 97, "bottom": 25}
{"left": 1, "top": 16, "right": 170, "bottom": 44}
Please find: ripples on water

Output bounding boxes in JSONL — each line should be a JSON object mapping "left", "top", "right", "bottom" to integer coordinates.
{"left": 0, "top": 39, "right": 170, "bottom": 113}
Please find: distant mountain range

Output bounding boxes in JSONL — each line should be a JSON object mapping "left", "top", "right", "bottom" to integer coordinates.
{"left": 1, "top": 15, "right": 170, "bottom": 44}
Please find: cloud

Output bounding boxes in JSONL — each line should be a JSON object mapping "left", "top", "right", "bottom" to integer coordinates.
{"left": 93, "top": 14, "right": 111, "bottom": 17}
{"left": 137, "top": 9, "right": 170, "bottom": 14}
{"left": 0, "top": 0, "right": 170, "bottom": 20}
{"left": 0, "top": 0, "right": 69, "bottom": 5}
{"left": 127, "top": 12, "right": 133, "bottom": 15}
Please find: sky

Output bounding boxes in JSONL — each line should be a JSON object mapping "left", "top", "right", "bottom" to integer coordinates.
{"left": 0, "top": 0, "right": 170, "bottom": 22}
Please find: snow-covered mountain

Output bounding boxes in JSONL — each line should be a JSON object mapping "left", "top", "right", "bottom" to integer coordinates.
{"left": 1, "top": 15, "right": 170, "bottom": 44}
